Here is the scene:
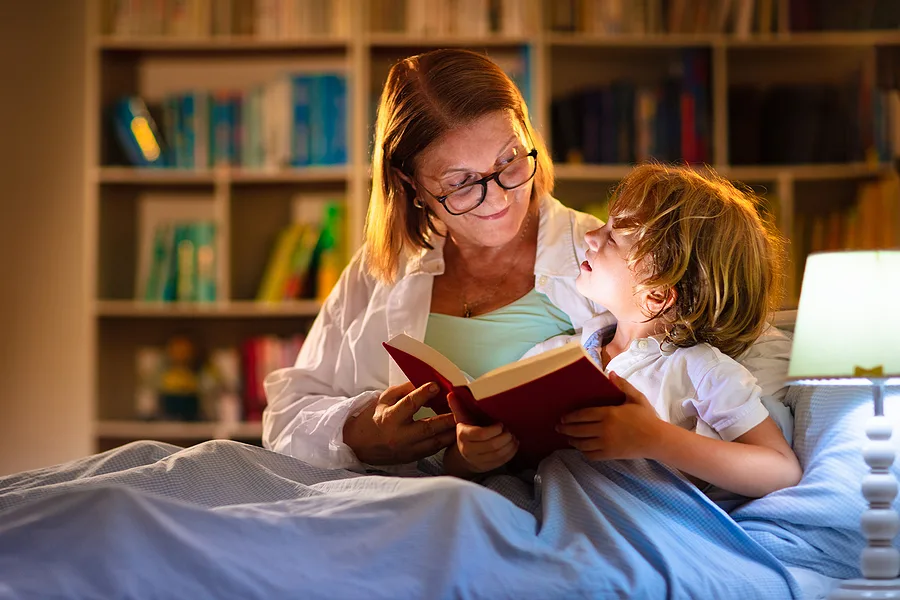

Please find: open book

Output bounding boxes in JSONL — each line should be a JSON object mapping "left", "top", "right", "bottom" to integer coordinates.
{"left": 383, "top": 334, "right": 626, "bottom": 465}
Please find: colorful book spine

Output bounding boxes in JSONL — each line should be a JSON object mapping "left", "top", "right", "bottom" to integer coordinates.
{"left": 111, "top": 96, "right": 166, "bottom": 168}
{"left": 291, "top": 75, "right": 313, "bottom": 167}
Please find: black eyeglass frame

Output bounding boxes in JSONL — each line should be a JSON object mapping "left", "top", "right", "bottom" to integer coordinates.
{"left": 418, "top": 147, "right": 539, "bottom": 216}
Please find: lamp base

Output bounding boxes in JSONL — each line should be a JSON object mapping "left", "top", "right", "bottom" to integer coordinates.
{"left": 829, "top": 579, "right": 900, "bottom": 599}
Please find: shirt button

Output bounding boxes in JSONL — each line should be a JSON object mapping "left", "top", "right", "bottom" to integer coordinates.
{"left": 537, "top": 275, "right": 548, "bottom": 287}
{"left": 637, "top": 340, "right": 649, "bottom": 350}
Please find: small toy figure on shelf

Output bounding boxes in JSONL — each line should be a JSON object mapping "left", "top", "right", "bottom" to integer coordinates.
{"left": 200, "top": 347, "right": 243, "bottom": 430}
{"left": 158, "top": 335, "right": 201, "bottom": 421}
{"left": 134, "top": 346, "right": 163, "bottom": 420}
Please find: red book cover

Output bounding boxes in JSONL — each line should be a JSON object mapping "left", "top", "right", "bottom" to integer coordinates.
{"left": 383, "top": 334, "right": 625, "bottom": 466}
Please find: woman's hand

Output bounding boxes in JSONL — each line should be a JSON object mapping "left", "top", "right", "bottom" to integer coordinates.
{"left": 556, "top": 372, "right": 664, "bottom": 461}
{"left": 443, "top": 392, "right": 518, "bottom": 477}
{"left": 343, "top": 382, "right": 457, "bottom": 466}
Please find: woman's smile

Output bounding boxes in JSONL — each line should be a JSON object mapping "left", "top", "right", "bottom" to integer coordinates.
{"left": 474, "top": 205, "right": 511, "bottom": 220}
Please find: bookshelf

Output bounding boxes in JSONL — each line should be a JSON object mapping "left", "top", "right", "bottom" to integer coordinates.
{"left": 86, "top": 0, "right": 899, "bottom": 450}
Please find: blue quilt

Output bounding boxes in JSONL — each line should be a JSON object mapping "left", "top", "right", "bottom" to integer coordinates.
{"left": 0, "top": 440, "right": 799, "bottom": 599}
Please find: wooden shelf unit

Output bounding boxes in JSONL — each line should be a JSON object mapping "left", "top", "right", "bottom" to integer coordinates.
{"left": 85, "top": 0, "right": 898, "bottom": 449}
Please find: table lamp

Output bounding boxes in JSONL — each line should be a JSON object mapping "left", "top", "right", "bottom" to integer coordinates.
{"left": 788, "top": 250, "right": 900, "bottom": 600}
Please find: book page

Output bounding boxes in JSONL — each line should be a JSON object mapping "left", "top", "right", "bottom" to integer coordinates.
{"left": 385, "top": 334, "right": 470, "bottom": 387}
{"left": 467, "top": 342, "right": 592, "bottom": 401}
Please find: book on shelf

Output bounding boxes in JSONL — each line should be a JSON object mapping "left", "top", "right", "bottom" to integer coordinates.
{"left": 146, "top": 71, "right": 347, "bottom": 171}
{"left": 545, "top": 0, "right": 900, "bottom": 36}
{"left": 255, "top": 196, "right": 346, "bottom": 303}
{"left": 242, "top": 334, "right": 306, "bottom": 422}
{"left": 104, "top": 0, "right": 349, "bottom": 39}
{"left": 550, "top": 48, "right": 708, "bottom": 166}
{"left": 137, "top": 194, "right": 218, "bottom": 303}
{"left": 111, "top": 97, "right": 166, "bottom": 168}
{"left": 729, "top": 78, "right": 895, "bottom": 165}
{"left": 794, "top": 175, "right": 900, "bottom": 271}
{"left": 369, "top": 0, "right": 534, "bottom": 37}
{"left": 383, "top": 333, "right": 626, "bottom": 465}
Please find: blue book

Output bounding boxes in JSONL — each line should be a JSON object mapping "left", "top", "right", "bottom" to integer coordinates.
{"left": 144, "top": 223, "right": 174, "bottom": 301}
{"left": 162, "top": 96, "right": 181, "bottom": 168}
{"left": 291, "top": 75, "right": 313, "bottom": 167}
{"left": 111, "top": 97, "right": 166, "bottom": 168}
{"left": 309, "top": 74, "right": 329, "bottom": 166}
{"left": 325, "top": 74, "right": 347, "bottom": 165}
{"left": 173, "top": 222, "right": 196, "bottom": 302}
{"left": 230, "top": 93, "right": 242, "bottom": 167}
{"left": 193, "top": 221, "right": 217, "bottom": 303}
{"left": 181, "top": 94, "right": 196, "bottom": 170}
{"left": 212, "top": 92, "right": 232, "bottom": 167}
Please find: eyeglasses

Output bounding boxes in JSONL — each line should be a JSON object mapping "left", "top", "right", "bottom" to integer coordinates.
{"left": 419, "top": 148, "right": 539, "bottom": 216}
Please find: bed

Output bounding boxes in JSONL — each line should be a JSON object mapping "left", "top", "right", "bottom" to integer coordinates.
{"left": 0, "top": 379, "right": 892, "bottom": 598}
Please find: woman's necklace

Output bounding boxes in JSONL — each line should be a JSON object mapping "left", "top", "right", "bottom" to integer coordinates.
{"left": 453, "top": 209, "right": 535, "bottom": 318}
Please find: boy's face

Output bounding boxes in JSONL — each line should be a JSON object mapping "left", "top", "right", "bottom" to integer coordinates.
{"left": 576, "top": 219, "right": 647, "bottom": 322}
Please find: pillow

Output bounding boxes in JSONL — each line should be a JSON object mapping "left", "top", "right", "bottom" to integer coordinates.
{"left": 732, "top": 384, "right": 900, "bottom": 579}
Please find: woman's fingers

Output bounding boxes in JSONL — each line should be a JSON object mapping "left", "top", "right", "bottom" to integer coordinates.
{"left": 408, "top": 428, "right": 458, "bottom": 459}
{"left": 382, "top": 382, "right": 440, "bottom": 422}
{"left": 411, "top": 413, "right": 456, "bottom": 441}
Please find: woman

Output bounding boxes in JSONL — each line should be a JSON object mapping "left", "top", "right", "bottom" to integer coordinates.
{"left": 262, "top": 48, "right": 792, "bottom": 474}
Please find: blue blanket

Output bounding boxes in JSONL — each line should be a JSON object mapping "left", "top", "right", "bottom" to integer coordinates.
{"left": 0, "top": 441, "right": 800, "bottom": 599}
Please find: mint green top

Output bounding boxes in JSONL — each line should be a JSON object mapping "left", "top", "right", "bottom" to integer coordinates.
{"left": 424, "top": 288, "right": 576, "bottom": 381}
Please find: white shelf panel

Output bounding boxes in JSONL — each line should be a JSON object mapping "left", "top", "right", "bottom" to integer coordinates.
{"left": 97, "top": 36, "right": 349, "bottom": 51}
{"left": 95, "top": 300, "right": 321, "bottom": 318}
{"left": 96, "top": 420, "right": 262, "bottom": 439}
{"left": 97, "top": 167, "right": 350, "bottom": 185}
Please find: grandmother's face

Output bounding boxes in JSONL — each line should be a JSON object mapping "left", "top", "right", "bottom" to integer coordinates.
{"left": 413, "top": 110, "right": 534, "bottom": 249}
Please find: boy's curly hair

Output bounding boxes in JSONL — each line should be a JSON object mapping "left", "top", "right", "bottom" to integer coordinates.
{"left": 608, "top": 163, "right": 787, "bottom": 359}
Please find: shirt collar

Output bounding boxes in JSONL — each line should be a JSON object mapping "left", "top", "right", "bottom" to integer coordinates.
{"left": 403, "top": 195, "right": 582, "bottom": 279}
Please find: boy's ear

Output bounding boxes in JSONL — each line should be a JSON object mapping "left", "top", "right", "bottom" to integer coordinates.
{"left": 645, "top": 286, "right": 677, "bottom": 315}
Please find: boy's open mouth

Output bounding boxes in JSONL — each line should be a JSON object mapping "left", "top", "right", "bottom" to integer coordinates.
{"left": 580, "top": 260, "right": 592, "bottom": 272}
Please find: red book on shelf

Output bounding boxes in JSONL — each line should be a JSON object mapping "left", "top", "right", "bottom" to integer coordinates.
{"left": 383, "top": 334, "right": 626, "bottom": 466}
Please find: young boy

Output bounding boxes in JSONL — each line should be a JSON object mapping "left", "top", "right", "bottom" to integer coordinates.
{"left": 451, "top": 164, "right": 801, "bottom": 500}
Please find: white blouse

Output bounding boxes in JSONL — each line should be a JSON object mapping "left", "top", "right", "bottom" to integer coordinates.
{"left": 262, "top": 196, "right": 793, "bottom": 471}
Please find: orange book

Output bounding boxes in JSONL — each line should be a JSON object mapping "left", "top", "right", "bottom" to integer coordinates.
{"left": 383, "top": 334, "right": 625, "bottom": 466}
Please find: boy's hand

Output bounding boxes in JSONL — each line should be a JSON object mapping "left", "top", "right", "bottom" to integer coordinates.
{"left": 448, "top": 392, "right": 519, "bottom": 473}
{"left": 556, "top": 372, "right": 664, "bottom": 461}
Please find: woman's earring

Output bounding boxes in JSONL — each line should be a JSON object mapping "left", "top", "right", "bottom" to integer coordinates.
{"left": 413, "top": 198, "right": 425, "bottom": 209}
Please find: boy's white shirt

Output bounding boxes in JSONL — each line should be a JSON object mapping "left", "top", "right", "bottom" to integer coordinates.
{"left": 525, "top": 314, "right": 793, "bottom": 442}
{"left": 263, "top": 195, "right": 794, "bottom": 471}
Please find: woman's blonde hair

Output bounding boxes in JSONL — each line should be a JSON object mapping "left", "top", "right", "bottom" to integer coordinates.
{"left": 365, "top": 48, "right": 554, "bottom": 283}
{"left": 609, "top": 163, "right": 786, "bottom": 359}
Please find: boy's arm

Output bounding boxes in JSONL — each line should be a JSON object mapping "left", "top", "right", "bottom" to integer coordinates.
{"left": 648, "top": 416, "right": 802, "bottom": 498}
{"left": 559, "top": 372, "right": 802, "bottom": 498}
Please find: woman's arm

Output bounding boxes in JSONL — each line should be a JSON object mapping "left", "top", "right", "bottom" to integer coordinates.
{"left": 263, "top": 250, "right": 455, "bottom": 470}
{"left": 262, "top": 251, "right": 382, "bottom": 469}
